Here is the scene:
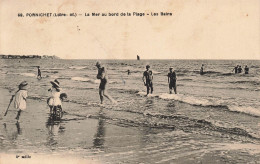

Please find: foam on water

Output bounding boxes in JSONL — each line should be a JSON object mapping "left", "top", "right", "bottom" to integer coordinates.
{"left": 69, "top": 66, "right": 87, "bottom": 70}
{"left": 71, "top": 77, "right": 116, "bottom": 84}
{"left": 137, "top": 91, "right": 158, "bottom": 97}
{"left": 157, "top": 93, "right": 260, "bottom": 117}
{"left": 152, "top": 70, "right": 161, "bottom": 74}
{"left": 71, "top": 77, "right": 91, "bottom": 82}
{"left": 158, "top": 93, "right": 217, "bottom": 106}
{"left": 19, "top": 73, "right": 36, "bottom": 77}
{"left": 228, "top": 106, "right": 260, "bottom": 117}
{"left": 48, "top": 68, "right": 65, "bottom": 70}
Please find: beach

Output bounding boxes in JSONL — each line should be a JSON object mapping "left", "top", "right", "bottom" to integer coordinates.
{"left": 0, "top": 59, "right": 260, "bottom": 163}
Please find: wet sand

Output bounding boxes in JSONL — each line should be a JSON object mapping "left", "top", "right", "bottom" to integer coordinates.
{"left": 1, "top": 88, "right": 260, "bottom": 163}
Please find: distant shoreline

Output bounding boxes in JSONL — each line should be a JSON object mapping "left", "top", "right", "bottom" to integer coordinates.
{"left": 0, "top": 55, "right": 59, "bottom": 59}
{"left": 0, "top": 55, "right": 259, "bottom": 61}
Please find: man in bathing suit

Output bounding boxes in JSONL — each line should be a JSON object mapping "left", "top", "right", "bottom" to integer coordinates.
{"left": 168, "top": 67, "right": 177, "bottom": 94}
{"left": 96, "top": 62, "right": 117, "bottom": 104}
{"left": 142, "top": 65, "right": 153, "bottom": 96}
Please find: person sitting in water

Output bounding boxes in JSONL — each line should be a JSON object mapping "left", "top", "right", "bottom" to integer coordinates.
{"left": 142, "top": 65, "right": 153, "bottom": 96}
{"left": 47, "top": 79, "right": 62, "bottom": 115}
{"left": 96, "top": 61, "right": 117, "bottom": 104}
{"left": 238, "top": 65, "right": 242, "bottom": 73}
{"left": 168, "top": 67, "right": 177, "bottom": 94}
{"left": 244, "top": 65, "right": 249, "bottom": 74}
{"left": 200, "top": 64, "right": 204, "bottom": 75}
{"left": 232, "top": 65, "right": 239, "bottom": 74}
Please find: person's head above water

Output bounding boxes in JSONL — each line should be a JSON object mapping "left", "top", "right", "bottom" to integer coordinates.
{"left": 96, "top": 61, "right": 101, "bottom": 68}
{"left": 146, "top": 65, "right": 150, "bottom": 69}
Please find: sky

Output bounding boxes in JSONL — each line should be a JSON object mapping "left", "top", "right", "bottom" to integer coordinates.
{"left": 0, "top": 0, "right": 259, "bottom": 59}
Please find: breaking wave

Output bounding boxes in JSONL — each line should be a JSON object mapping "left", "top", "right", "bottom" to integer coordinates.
{"left": 19, "top": 73, "right": 36, "bottom": 77}
{"left": 136, "top": 92, "right": 260, "bottom": 117}
{"left": 69, "top": 66, "right": 87, "bottom": 70}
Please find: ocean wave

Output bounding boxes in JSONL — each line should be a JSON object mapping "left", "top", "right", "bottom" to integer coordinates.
{"left": 42, "top": 70, "right": 59, "bottom": 74}
{"left": 148, "top": 93, "right": 260, "bottom": 117}
{"left": 19, "top": 73, "right": 36, "bottom": 77}
{"left": 71, "top": 77, "right": 99, "bottom": 84}
{"left": 153, "top": 70, "right": 162, "bottom": 74}
{"left": 137, "top": 91, "right": 158, "bottom": 97}
{"left": 228, "top": 106, "right": 260, "bottom": 117}
{"left": 179, "top": 78, "right": 193, "bottom": 81}
{"left": 48, "top": 68, "right": 65, "bottom": 70}
{"left": 71, "top": 77, "right": 117, "bottom": 84}
{"left": 71, "top": 77, "right": 91, "bottom": 82}
{"left": 69, "top": 66, "right": 87, "bottom": 70}
{"left": 230, "top": 80, "right": 260, "bottom": 86}
{"left": 221, "top": 73, "right": 233, "bottom": 76}
{"left": 157, "top": 93, "right": 225, "bottom": 107}
{"left": 201, "top": 71, "right": 222, "bottom": 74}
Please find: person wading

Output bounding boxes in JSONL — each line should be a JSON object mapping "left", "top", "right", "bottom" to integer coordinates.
{"left": 168, "top": 67, "right": 177, "bottom": 94}
{"left": 14, "top": 81, "right": 28, "bottom": 121}
{"left": 142, "top": 65, "right": 153, "bottom": 96}
{"left": 96, "top": 62, "right": 117, "bottom": 104}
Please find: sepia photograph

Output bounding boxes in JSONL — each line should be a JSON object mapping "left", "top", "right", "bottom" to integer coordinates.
{"left": 0, "top": 0, "right": 260, "bottom": 163}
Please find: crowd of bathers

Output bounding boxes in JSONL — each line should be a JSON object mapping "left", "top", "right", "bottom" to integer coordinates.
{"left": 232, "top": 65, "right": 249, "bottom": 74}
{"left": 7, "top": 62, "right": 251, "bottom": 122}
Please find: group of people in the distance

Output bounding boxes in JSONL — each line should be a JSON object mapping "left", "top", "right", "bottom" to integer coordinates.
{"left": 201, "top": 64, "right": 250, "bottom": 75}
{"left": 232, "top": 65, "right": 249, "bottom": 74}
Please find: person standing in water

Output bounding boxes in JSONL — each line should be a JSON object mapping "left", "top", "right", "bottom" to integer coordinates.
{"left": 14, "top": 81, "right": 28, "bottom": 121}
{"left": 142, "top": 65, "right": 153, "bottom": 96}
{"left": 47, "top": 80, "right": 62, "bottom": 115}
{"left": 244, "top": 65, "right": 249, "bottom": 74}
{"left": 200, "top": 64, "right": 204, "bottom": 75}
{"left": 232, "top": 65, "right": 238, "bottom": 74}
{"left": 168, "top": 67, "right": 177, "bottom": 94}
{"left": 238, "top": 65, "right": 242, "bottom": 73}
{"left": 96, "top": 62, "right": 117, "bottom": 104}
{"left": 37, "top": 66, "right": 42, "bottom": 79}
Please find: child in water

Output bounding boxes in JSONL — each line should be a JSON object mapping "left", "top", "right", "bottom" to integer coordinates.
{"left": 14, "top": 81, "right": 28, "bottom": 121}
{"left": 47, "top": 79, "right": 62, "bottom": 115}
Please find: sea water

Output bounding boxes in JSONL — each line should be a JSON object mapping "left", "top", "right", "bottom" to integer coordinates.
{"left": 0, "top": 59, "right": 260, "bottom": 163}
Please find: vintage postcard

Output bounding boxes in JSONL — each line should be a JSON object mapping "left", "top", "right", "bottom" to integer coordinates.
{"left": 0, "top": 0, "right": 259, "bottom": 163}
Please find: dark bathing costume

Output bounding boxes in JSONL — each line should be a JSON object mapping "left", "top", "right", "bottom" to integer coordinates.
{"left": 38, "top": 68, "right": 41, "bottom": 76}
{"left": 98, "top": 67, "right": 107, "bottom": 90}
{"left": 234, "top": 66, "right": 238, "bottom": 73}
{"left": 143, "top": 70, "right": 153, "bottom": 88}
{"left": 238, "top": 67, "right": 242, "bottom": 73}
{"left": 245, "top": 67, "right": 249, "bottom": 74}
{"left": 168, "top": 71, "right": 176, "bottom": 89}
